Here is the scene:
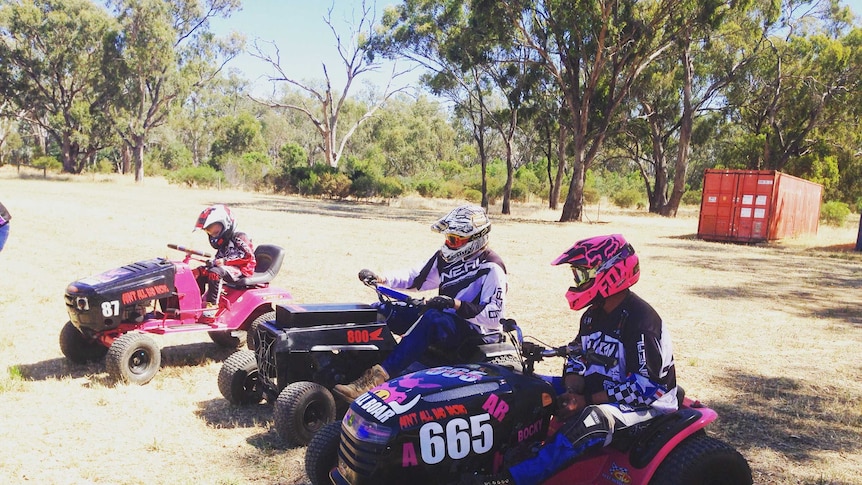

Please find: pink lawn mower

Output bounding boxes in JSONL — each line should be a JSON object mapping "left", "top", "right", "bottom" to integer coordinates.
{"left": 59, "top": 243, "right": 292, "bottom": 385}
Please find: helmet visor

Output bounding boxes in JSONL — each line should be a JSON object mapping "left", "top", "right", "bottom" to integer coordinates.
{"left": 571, "top": 265, "right": 597, "bottom": 290}
{"left": 445, "top": 233, "right": 471, "bottom": 249}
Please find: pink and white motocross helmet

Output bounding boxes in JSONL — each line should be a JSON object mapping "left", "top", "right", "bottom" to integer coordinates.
{"left": 551, "top": 234, "right": 640, "bottom": 310}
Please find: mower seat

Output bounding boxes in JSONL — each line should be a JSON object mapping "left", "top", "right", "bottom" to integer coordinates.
{"left": 231, "top": 244, "right": 285, "bottom": 288}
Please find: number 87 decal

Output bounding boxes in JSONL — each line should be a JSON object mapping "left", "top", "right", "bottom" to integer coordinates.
{"left": 419, "top": 413, "right": 494, "bottom": 464}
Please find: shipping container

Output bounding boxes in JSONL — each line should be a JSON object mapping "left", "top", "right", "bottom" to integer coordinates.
{"left": 698, "top": 169, "right": 823, "bottom": 243}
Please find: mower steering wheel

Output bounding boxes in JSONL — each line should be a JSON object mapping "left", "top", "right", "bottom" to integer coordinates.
{"left": 167, "top": 243, "right": 212, "bottom": 258}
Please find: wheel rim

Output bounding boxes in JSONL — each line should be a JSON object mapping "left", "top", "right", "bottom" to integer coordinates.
{"left": 128, "top": 349, "right": 152, "bottom": 375}
{"left": 304, "top": 401, "right": 328, "bottom": 432}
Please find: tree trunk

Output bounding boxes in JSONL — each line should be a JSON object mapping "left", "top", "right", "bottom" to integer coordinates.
{"left": 559, "top": 141, "right": 585, "bottom": 222}
{"left": 661, "top": 43, "right": 694, "bottom": 217}
{"left": 550, "top": 124, "right": 567, "bottom": 210}
{"left": 133, "top": 134, "right": 145, "bottom": 182}
{"left": 502, "top": 140, "right": 513, "bottom": 215}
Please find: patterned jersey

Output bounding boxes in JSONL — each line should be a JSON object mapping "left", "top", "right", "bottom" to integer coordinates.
{"left": 215, "top": 232, "right": 256, "bottom": 277}
{"left": 565, "top": 291, "right": 677, "bottom": 413}
{"left": 383, "top": 248, "right": 507, "bottom": 334}
{"left": 0, "top": 201, "right": 10, "bottom": 226}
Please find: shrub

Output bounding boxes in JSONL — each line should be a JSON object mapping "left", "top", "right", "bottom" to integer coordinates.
{"left": 32, "top": 156, "right": 62, "bottom": 177}
{"left": 820, "top": 201, "right": 851, "bottom": 227}
{"left": 319, "top": 172, "right": 352, "bottom": 199}
{"left": 583, "top": 186, "right": 600, "bottom": 205}
{"left": 414, "top": 179, "right": 442, "bottom": 198}
{"left": 610, "top": 188, "right": 644, "bottom": 209}
{"left": 682, "top": 189, "right": 702, "bottom": 206}
{"left": 166, "top": 165, "right": 222, "bottom": 188}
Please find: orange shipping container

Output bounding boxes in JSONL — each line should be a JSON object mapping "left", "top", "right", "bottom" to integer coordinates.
{"left": 698, "top": 169, "right": 822, "bottom": 243}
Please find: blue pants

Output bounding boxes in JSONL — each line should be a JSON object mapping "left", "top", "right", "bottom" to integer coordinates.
{"left": 380, "top": 305, "right": 478, "bottom": 376}
{"left": 0, "top": 223, "right": 9, "bottom": 252}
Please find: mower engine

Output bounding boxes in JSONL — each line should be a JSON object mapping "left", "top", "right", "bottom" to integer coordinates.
{"left": 65, "top": 258, "right": 176, "bottom": 336}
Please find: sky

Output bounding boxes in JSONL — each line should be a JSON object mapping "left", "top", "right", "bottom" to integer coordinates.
{"left": 209, "top": 0, "right": 862, "bottom": 97}
{"left": 208, "top": 1, "right": 417, "bottom": 97}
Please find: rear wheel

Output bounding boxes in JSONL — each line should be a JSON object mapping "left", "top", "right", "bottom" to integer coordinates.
{"left": 59, "top": 321, "right": 108, "bottom": 363}
{"left": 218, "top": 350, "right": 263, "bottom": 405}
{"left": 106, "top": 332, "right": 161, "bottom": 385}
{"left": 274, "top": 381, "right": 337, "bottom": 447}
{"left": 305, "top": 421, "right": 342, "bottom": 485}
{"left": 208, "top": 329, "right": 247, "bottom": 349}
{"left": 650, "top": 433, "right": 752, "bottom": 485}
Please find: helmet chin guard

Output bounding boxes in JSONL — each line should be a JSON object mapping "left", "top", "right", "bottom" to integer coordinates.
{"left": 552, "top": 234, "right": 640, "bottom": 310}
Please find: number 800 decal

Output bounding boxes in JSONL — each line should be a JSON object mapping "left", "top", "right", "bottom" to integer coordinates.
{"left": 419, "top": 413, "right": 493, "bottom": 464}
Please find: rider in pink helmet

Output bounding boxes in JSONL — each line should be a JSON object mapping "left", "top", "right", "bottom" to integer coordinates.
{"left": 473, "top": 234, "right": 676, "bottom": 485}
{"left": 551, "top": 233, "right": 640, "bottom": 311}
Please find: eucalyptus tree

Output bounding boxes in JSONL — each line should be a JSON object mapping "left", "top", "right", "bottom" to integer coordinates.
{"left": 103, "top": 0, "right": 241, "bottom": 181}
{"left": 725, "top": 0, "right": 860, "bottom": 177}
{"left": 370, "top": 1, "right": 493, "bottom": 209}
{"left": 483, "top": 0, "right": 728, "bottom": 222}
{"left": 621, "top": 0, "right": 760, "bottom": 215}
{"left": 0, "top": 0, "right": 117, "bottom": 173}
{"left": 250, "top": 1, "right": 408, "bottom": 170}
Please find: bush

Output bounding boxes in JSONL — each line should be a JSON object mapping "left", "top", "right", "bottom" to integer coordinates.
{"left": 32, "top": 156, "right": 62, "bottom": 176}
{"left": 610, "top": 188, "right": 644, "bottom": 209}
{"left": 820, "top": 201, "right": 851, "bottom": 227}
{"left": 319, "top": 172, "right": 352, "bottom": 199}
{"left": 682, "top": 189, "right": 702, "bottom": 206}
{"left": 414, "top": 179, "right": 442, "bottom": 198}
{"left": 166, "top": 165, "right": 222, "bottom": 188}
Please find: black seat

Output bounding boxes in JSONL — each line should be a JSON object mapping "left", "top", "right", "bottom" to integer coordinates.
{"left": 231, "top": 244, "right": 285, "bottom": 288}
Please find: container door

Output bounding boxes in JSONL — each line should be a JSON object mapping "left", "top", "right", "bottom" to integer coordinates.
{"left": 733, "top": 173, "right": 774, "bottom": 242}
{"left": 699, "top": 171, "right": 739, "bottom": 240}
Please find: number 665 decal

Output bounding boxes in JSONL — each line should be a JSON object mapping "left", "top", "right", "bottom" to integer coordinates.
{"left": 419, "top": 413, "right": 493, "bottom": 464}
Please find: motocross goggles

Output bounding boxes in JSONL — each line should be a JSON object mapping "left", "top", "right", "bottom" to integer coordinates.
{"left": 444, "top": 233, "right": 471, "bottom": 249}
{"left": 570, "top": 265, "right": 597, "bottom": 289}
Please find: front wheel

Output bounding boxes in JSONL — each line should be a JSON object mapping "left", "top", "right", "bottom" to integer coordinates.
{"left": 650, "top": 433, "right": 752, "bottom": 485}
{"left": 246, "top": 310, "right": 275, "bottom": 350}
{"left": 59, "top": 321, "right": 108, "bottom": 363}
{"left": 273, "top": 381, "right": 337, "bottom": 447}
{"left": 305, "top": 421, "right": 342, "bottom": 485}
{"left": 106, "top": 332, "right": 161, "bottom": 385}
{"left": 218, "top": 350, "right": 263, "bottom": 405}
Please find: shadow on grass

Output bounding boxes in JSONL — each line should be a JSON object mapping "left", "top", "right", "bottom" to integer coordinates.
{"left": 652, "top": 236, "right": 862, "bottom": 325}
{"left": 195, "top": 398, "right": 304, "bottom": 450}
{"left": 708, "top": 369, "right": 862, "bottom": 465}
{"left": 16, "top": 341, "right": 235, "bottom": 383}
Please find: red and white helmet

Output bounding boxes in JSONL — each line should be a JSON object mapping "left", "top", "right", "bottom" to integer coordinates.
{"left": 431, "top": 205, "right": 491, "bottom": 262}
{"left": 551, "top": 234, "right": 640, "bottom": 310}
{"left": 194, "top": 204, "right": 236, "bottom": 249}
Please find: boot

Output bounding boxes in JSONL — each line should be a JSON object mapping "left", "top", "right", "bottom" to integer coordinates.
{"left": 333, "top": 364, "right": 389, "bottom": 401}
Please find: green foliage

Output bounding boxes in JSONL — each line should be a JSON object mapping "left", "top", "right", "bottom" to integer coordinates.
{"left": 165, "top": 165, "right": 222, "bottom": 188}
{"left": 32, "top": 156, "right": 62, "bottom": 175}
{"left": 279, "top": 142, "right": 307, "bottom": 169}
{"left": 682, "top": 189, "right": 702, "bottom": 206}
{"left": 820, "top": 201, "right": 851, "bottom": 227}
{"left": 319, "top": 172, "right": 352, "bottom": 199}
{"left": 610, "top": 188, "right": 645, "bottom": 209}
{"left": 210, "top": 113, "right": 266, "bottom": 170}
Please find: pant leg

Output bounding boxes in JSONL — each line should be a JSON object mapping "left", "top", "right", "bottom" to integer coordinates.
{"left": 508, "top": 406, "right": 612, "bottom": 485}
{"left": 381, "top": 309, "right": 473, "bottom": 376}
{"left": 0, "top": 223, "right": 9, "bottom": 252}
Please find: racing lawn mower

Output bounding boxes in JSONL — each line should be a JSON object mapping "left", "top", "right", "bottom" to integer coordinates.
{"left": 59, "top": 243, "right": 292, "bottom": 385}
{"left": 306, "top": 334, "right": 753, "bottom": 485}
{"left": 217, "top": 283, "right": 523, "bottom": 447}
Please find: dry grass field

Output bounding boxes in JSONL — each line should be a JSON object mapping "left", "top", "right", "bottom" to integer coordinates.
{"left": 1, "top": 165, "right": 861, "bottom": 485}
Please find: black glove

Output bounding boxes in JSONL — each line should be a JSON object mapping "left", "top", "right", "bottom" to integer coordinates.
{"left": 358, "top": 268, "right": 379, "bottom": 285}
{"left": 205, "top": 259, "right": 215, "bottom": 269}
{"left": 425, "top": 295, "right": 455, "bottom": 310}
